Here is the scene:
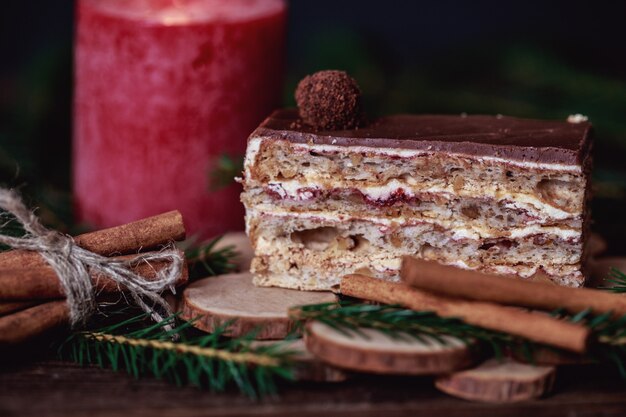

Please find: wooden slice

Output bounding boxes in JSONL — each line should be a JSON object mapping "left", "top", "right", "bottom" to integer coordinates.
{"left": 304, "top": 321, "right": 475, "bottom": 375}
{"left": 213, "top": 232, "right": 254, "bottom": 271}
{"left": 181, "top": 272, "right": 336, "bottom": 340}
{"left": 435, "top": 358, "right": 556, "bottom": 403}
{"left": 251, "top": 339, "right": 348, "bottom": 382}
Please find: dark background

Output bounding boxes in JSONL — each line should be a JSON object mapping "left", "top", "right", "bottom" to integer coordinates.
{"left": 1, "top": 0, "right": 625, "bottom": 249}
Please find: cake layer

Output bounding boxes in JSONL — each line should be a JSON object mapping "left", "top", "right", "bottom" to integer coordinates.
{"left": 247, "top": 210, "right": 585, "bottom": 289}
{"left": 252, "top": 251, "right": 583, "bottom": 291}
{"left": 242, "top": 187, "right": 583, "bottom": 238}
{"left": 245, "top": 138, "right": 587, "bottom": 215}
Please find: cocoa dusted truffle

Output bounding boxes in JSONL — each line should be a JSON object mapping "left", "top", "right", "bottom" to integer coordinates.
{"left": 295, "top": 70, "right": 363, "bottom": 130}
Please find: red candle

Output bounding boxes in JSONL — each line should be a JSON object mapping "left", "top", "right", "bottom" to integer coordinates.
{"left": 74, "top": 0, "right": 286, "bottom": 239}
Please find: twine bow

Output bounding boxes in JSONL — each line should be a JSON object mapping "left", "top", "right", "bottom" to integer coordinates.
{"left": 0, "top": 188, "right": 183, "bottom": 327}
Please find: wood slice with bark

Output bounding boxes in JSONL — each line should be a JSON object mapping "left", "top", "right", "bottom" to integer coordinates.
{"left": 304, "top": 321, "right": 475, "bottom": 375}
{"left": 181, "top": 272, "right": 336, "bottom": 340}
{"left": 435, "top": 358, "right": 556, "bottom": 403}
{"left": 251, "top": 339, "right": 348, "bottom": 382}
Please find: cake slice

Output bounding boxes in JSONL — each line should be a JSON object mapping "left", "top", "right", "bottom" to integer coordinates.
{"left": 241, "top": 109, "right": 592, "bottom": 290}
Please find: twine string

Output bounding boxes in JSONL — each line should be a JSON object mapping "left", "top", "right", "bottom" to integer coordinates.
{"left": 84, "top": 332, "right": 281, "bottom": 367}
{"left": 0, "top": 188, "right": 183, "bottom": 327}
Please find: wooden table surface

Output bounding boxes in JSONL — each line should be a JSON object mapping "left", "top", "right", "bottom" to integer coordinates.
{"left": 2, "top": 357, "right": 626, "bottom": 417}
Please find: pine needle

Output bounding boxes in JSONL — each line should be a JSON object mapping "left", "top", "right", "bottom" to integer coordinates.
{"left": 82, "top": 332, "right": 282, "bottom": 367}
{"left": 58, "top": 312, "right": 295, "bottom": 398}
{"left": 295, "top": 301, "right": 514, "bottom": 353}
{"left": 294, "top": 301, "right": 626, "bottom": 377}
{"left": 185, "top": 236, "right": 238, "bottom": 280}
{"left": 604, "top": 267, "right": 626, "bottom": 293}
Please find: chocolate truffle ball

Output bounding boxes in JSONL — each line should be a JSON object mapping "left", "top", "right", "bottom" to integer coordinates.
{"left": 295, "top": 70, "right": 363, "bottom": 130}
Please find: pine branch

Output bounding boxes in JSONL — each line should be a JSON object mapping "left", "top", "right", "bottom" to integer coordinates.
{"left": 58, "top": 311, "right": 296, "bottom": 398}
{"left": 294, "top": 301, "right": 626, "bottom": 377}
{"left": 604, "top": 267, "right": 626, "bottom": 293}
{"left": 185, "top": 236, "right": 238, "bottom": 280}
{"left": 81, "top": 332, "right": 282, "bottom": 367}
{"left": 295, "top": 301, "right": 514, "bottom": 356}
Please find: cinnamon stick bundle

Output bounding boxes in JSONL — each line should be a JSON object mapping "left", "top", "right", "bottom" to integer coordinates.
{"left": 0, "top": 250, "right": 188, "bottom": 300}
{"left": 0, "top": 255, "right": 188, "bottom": 346}
{"left": 401, "top": 257, "right": 626, "bottom": 319}
{"left": 0, "top": 210, "right": 185, "bottom": 269}
{"left": 341, "top": 274, "right": 590, "bottom": 353}
{"left": 0, "top": 210, "right": 187, "bottom": 345}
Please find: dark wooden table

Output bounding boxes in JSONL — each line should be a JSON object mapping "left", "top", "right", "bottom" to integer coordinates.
{"left": 2, "top": 358, "right": 626, "bottom": 417}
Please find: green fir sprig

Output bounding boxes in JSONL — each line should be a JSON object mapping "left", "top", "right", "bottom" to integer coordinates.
{"left": 295, "top": 301, "right": 514, "bottom": 356}
{"left": 185, "top": 236, "right": 238, "bottom": 280}
{"left": 57, "top": 234, "right": 267, "bottom": 396}
{"left": 295, "top": 300, "right": 626, "bottom": 377}
{"left": 604, "top": 267, "right": 626, "bottom": 293}
{"left": 58, "top": 311, "right": 296, "bottom": 398}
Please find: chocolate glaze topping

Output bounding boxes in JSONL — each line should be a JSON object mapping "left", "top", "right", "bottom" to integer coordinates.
{"left": 252, "top": 109, "right": 593, "bottom": 165}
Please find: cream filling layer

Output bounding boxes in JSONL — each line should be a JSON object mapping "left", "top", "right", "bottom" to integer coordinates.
{"left": 259, "top": 179, "right": 575, "bottom": 221}
{"left": 246, "top": 207, "right": 581, "bottom": 241}
{"left": 245, "top": 136, "right": 583, "bottom": 175}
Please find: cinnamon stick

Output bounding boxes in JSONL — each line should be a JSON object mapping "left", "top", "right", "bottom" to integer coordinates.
{"left": 401, "top": 257, "right": 626, "bottom": 319}
{"left": 0, "top": 250, "right": 188, "bottom": 300}
{"left": 341, "top": 274, "right": 590, "bottom": 353}
{"left": 0, "top": 210, "right": 185, "bottom": 269}
{"left": 0, "top": 301, "right": 69, "bottom": 345}
{"left": 0, "top": 301, "right": 39, "bottom": 316}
